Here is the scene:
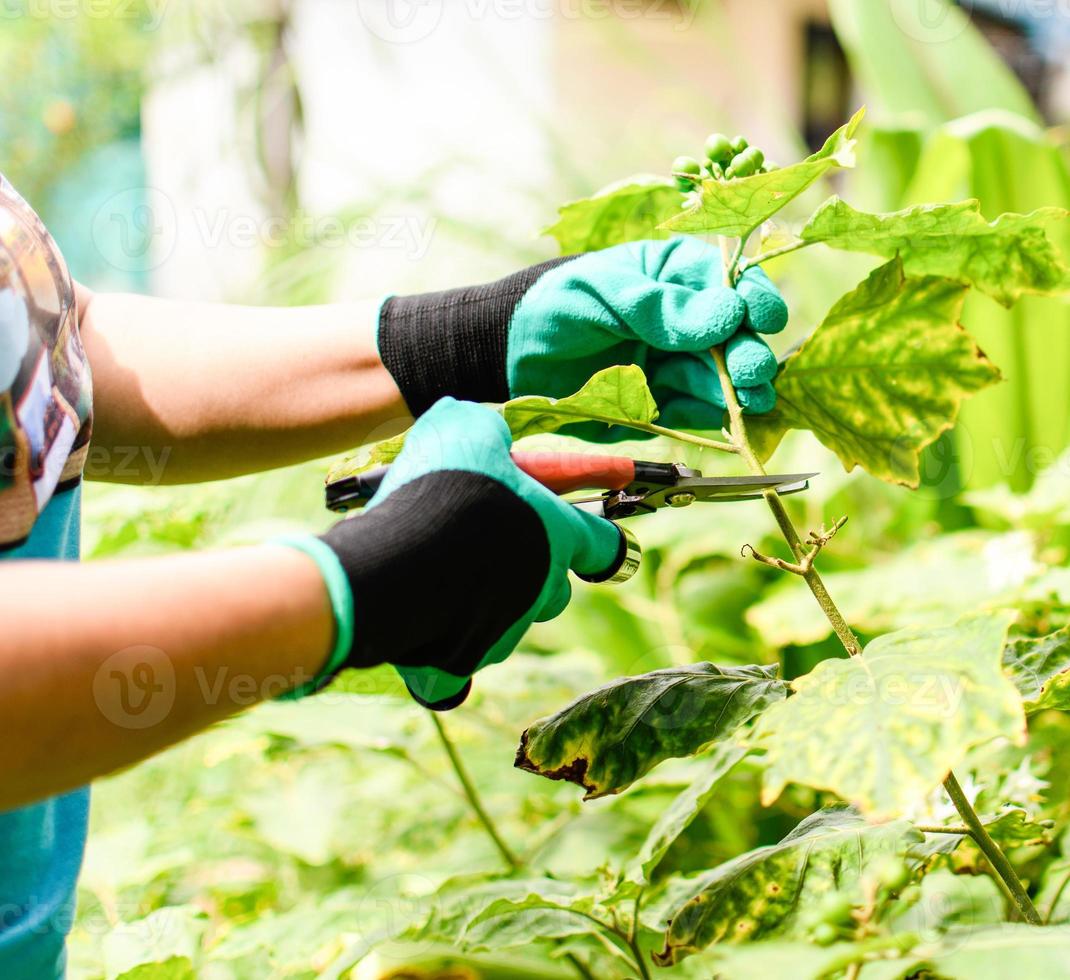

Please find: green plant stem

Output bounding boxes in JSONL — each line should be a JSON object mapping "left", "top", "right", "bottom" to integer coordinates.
{"left": 430, "top": 716, "right": 622, "bottom": 980}
{"left": 944, "top": 771, "right": 1042, "bottom": 924}
{"left": 739, "top": 238, "right": 813, "bottom": 271}
{"left": 431, "top": 713, "right": 521, "bottom": 871}
{"left": 707, "top": 332, "right": 1043, "bottom": 927}
{"left": 1044, "top": 865, "right": 1070, "bottom": 924}
{"left": 914, "top": 824, "right": 971, "bottom": 835}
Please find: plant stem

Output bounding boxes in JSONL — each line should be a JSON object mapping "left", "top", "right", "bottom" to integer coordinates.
{"left": 943, "top": 771, "right": 1041, "bottom": 924}
{"left": 705, "top": 273, "right": 1043, "bottom": 925}
{"left": 914, "top": 825, "right": 971, "bottom": 835}
{"left": 739, "top": 238, "right": 813, "bottom": 271}
{"left": 430, "top": 713, "right": 521, "bottom": 871}
{"left": 1044, "top": 864, "right": 1070, "bottom": 924}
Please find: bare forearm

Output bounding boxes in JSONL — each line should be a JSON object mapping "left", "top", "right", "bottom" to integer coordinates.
{"left": 78, "top": 287, "right": 411, "bottom": 484}
{"left": 0, "top": 547, "right": 333, "bottom": 808}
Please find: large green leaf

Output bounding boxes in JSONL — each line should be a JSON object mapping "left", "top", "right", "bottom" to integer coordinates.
{"left": 828, "top": 0, "right": 1040, "bottom": 127}
{"left": 502, "top": 364, "right": 658, "bottom": 441}
{"left": 745, "top": 257, "right": 1001, "bottom": 486}
{"left": 653, "top": 805, "right": 923, "bottom": 965}
{"left": 1002, "top": 626, "right": 1070, "bottom": 714}
{"left": 625, "top": 745, "right": 747, "bottom": 885}
{"left": 904, "top": 925, "right": 1070, "bottom": 978}
{"left": 542, "top": 175, "right": 682, "bottom": 253}
{"left": 659, "top": 107, "right": 864, "bottom": 237}
{"left": 460, "top": 893, "right": 607, "bottom": 952}
{"left": 103, "top": 907, "right": 206, "bottom": 980}
{"left": 799, "top": 197, "right": 1070, "bottom": 307}
{"left": 750, "top": 612, "right": 1026, "bottom": 820}
{"left": 514, "top": 663, "right": 786, "bottom": 799}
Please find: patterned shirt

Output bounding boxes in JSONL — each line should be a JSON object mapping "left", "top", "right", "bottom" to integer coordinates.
{"left": 0, "top": 173, "right": 93, "bottom": 979}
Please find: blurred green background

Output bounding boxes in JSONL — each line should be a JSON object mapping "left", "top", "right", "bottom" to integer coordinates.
{"left": 4, "top": 1, "right": 1070, "bottom": 976}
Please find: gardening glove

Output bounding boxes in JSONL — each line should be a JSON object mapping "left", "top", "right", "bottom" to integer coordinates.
{"left": 281, "top": 398, "right": 625, "bottom": 710}
{"left": 377, "top": 237, "right": 787, "bottom": 437}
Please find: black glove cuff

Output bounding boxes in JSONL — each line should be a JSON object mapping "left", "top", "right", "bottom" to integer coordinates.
{"left": 318, "top": 469, "right": 550, "bottom": 681}
{"left": 377, "top": 256, "right": 574, "bottom": 416}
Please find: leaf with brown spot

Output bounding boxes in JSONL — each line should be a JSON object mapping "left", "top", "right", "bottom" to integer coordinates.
{"left": 514, "top": 663, "right": 785, "bottom": 799}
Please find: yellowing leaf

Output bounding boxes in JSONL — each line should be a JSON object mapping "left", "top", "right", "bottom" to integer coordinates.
{"left": 751, "top": 612, "right": 1026, "bottom": 820}
{"left": 325, "top": 431, "right": 407, "bottom": 483}
{"left": 514, "top": 663, "right": 785, "bottom": 799}
{"left": 502, "top": 364, "right": 658, "bottom": 441}
{"left": 542, "top": 175, "right": 683, "bottom": 253}
{"left": 654, "top": 805, "right": 923, "bottom": 965}
{"left": 659, "top": 107, "right": 864, "bottom": 237}
{"left": 800, "top": 197, "right": 1070, "bottom": 307}
{"left": 746, "top": 257, "right": 1001, "bottom": 486}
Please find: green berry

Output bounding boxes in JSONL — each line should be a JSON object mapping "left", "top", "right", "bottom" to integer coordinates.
{"left": 724, "top": 166, "right": 735, "bottom": 179}
{"left": 745, "top": 146, "right": 765, "bottom": 169}
{"left": 812, "top": 922, "right": 839, "bottom": 947}
{"left": 672, "top": 155, "right": 702, "bottom": 176}
{"left": 674, "top": 176, "right": 695, "bottom": 192}
{"left": 728, "top": 151, "right": 757, "bottom": 178}
{"left": 816, "top": 893, "right": 855, "bottom": 928}
{"left": 730, "top": 134, "right": 748, "bottom": 155}
{"left": 871, "top": 856, "right": 912, "bottom": 893}
{"left": 704, "top": 132, "right": 734, "bottom": 164}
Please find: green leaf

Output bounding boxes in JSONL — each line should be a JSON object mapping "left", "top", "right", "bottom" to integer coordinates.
{"left": 625, "top": 745, "right": 747, "bottom": 885}
{"left": 1002, "top": 626, "right": 1070, "bottom": 713}
{"left": 653, "top": 804, "right": 923, "bottom": 965}
{"left": 745, "top": 257, "right": 1001, "bottom": 486}
{"left": 659, "top": 107, "right": 864, "bottom": 237}
{"left": 514, "top": 663, "right": 786, "bottom": 799}
{"left": 682, "top": 936, "right": 919, "bottom": 980}
{"left": 461, "top": 893, "right": 607, "bottom": 952}
{"left": 979, "top": 807, "right": 1055, "bottom": 848}
{"left": 828, "top": 0, "right": 1040, "bottom": 127}
{"left": 542, "top": 175, "right": 683, "bottom": 253}
{"left": 751, "top": 612, "right": 1026, "bottom": 820}
{"left": 325, "top": 430, "right": 407, "bottom": 483}
{"left": 103, "top": 907, "right": 206, "bottom": 980}
{"left": 502, "top": 364, "right": 658, "bottom": 441}
{"left": 799, "top": 197, "right": 1070, "bottom": 307}
{"left": 908, "top": 924, "right": 1070, "bottom": 978}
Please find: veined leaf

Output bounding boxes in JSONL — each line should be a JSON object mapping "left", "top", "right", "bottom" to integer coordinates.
{"left": 503, "top": 364, "right": 658, "bottom": 441}
{"left": 979, "top": 807, "right": 1055, "bottom": 848}
{"left": 751, "top": 612, "right": 1026, "bottom": 820}
{"left": 1002, "top": 626, "right": 1070, "bottom": 713}
{"left": 625, "top": 745, "right": 747, "bottom": 885}
{"left": 326, "top": 430, "right": 407, "bottom": 483}
{"left": 461, "top": 893, "right": 606, "bottom": 952}
{"left": 543, "top": 175, "right": 682, "bottom": 253}
{"left": 659, "top": 107, "right": 864, "bottom": 237}
{"left": 746, "top": 257, "right": 1001, "bottom": 486}
{"left": 514, "top": 663, "right": 785, "bottom": 799}
{"left": 654, "top": 805, "right": 923, "bottom": 965}
{"left": 684, "top": 936, "right": 918, "bottom": 980}
{"left": 799, "top": 197, "right": 1070, "bottom": 307}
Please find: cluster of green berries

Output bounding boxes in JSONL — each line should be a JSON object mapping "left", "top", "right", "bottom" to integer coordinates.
{"left": 803, "top": 857, "right": 915, "bottom": 948}
{"left": 671, "top": 133, "right": 777, "bottom": 191}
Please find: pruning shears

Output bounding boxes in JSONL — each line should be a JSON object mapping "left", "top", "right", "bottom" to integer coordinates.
{"left": 325, "top": 452, "right": 815, "bottom": 585}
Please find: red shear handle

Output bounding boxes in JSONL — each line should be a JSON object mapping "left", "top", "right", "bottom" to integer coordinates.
{"left": 510, "top": 451, "right": 636, "bottom": 494}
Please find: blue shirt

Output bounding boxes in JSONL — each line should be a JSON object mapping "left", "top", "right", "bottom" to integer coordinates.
{"left": 0, "top": 173, "right": 94, "bottom": 979}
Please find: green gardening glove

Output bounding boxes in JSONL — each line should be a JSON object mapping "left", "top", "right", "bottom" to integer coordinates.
{"left": 377, "top": 237, "right": 787, "bottom": 437}
{"left": 285, "top": 398, "right": 625, "bottom": 709}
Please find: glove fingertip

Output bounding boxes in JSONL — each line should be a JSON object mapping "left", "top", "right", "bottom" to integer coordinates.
{"left": 737, "top": 381, "right": 777, "bottom": 415}
{"left": 725, "top": 330, "right": 777, "bottom": 386}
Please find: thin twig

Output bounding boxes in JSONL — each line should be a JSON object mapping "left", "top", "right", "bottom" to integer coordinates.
{"left": 742, "top": 516, "right": 847, "bottom": 576}
{"left": 914, "top": 824, "right": 971, "bottom": 836}
{"left": 1044, "top": 864, "right": 1070, "bottom": 924}
{"left": 430, "top": 713, "right": 521, "bottom": 871}
{"left": 739, "top": 238, "right": 813, "bottom": 271}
